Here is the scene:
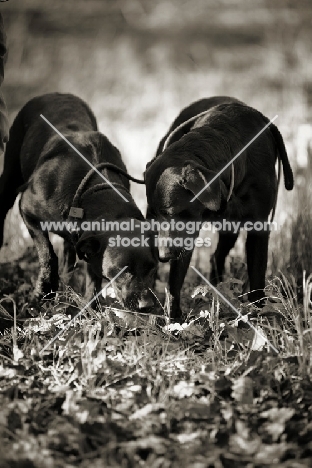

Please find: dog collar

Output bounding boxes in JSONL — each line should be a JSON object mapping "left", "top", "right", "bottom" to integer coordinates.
{"left": 66, "top": 163, "right": 130, "bottom": 242}
{"left": 68, "top": 206, "right": 84, "bottom": 219}
{"left": 227, "top": 164, "right": 235, "bottom": 202}
{"left": 67, "top": 162, "right": 131, "bottom": 222}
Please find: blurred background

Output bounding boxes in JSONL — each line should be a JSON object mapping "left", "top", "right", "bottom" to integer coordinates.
{"left": 0, "top": 0, "right": 311, "bottom": 285}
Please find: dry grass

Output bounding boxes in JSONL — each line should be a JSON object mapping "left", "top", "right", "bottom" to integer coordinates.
{"left": 1, "top": 268, "right": 312, "bottom": 465}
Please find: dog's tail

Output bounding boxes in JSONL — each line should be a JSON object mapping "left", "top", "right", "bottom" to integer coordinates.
{"left": 0, "top": 107, "right": 25, "bottom": 248}
{"left": 269, "top": 122, "right": 294, "bottom": 191}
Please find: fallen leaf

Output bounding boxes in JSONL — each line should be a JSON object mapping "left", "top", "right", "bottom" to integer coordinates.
{"left": 231, "top": 376, "right": 254, "bottom": 404}
{"left": 130, "top": 403, "right": 163, "bottom": 420}
{"left": 172, "top": 380, "right": 195, "bottom": 398}
{"left": 260, "top": 407, "right": 295, "bottom": 441}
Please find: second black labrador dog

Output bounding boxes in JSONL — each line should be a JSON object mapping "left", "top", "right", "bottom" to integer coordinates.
{"left": 145, "top": 96, "right": 294, "bottom": 320}
{"left": 0, "top": 93, "right": 157, "bottom": 310}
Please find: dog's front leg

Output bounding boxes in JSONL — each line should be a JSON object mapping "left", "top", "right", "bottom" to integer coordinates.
{"left": 22, "top": 214, "right": 59, "bottom": 300}
{"left": 63, "top": 239, "right": 77, "bottom": 275}
{"left": 85, "top": 263, "right": 102, "bottom": 304}
{"left": 246, "top": 230, "right": 270, "bottom": 305}
{"left": 167, "top": 250, "right": 193, "bottom": 322}
{"left": 62, "top": 239, "right": 86, "bottom": 296}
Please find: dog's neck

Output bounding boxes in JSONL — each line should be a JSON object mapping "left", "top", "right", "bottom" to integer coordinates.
{"left": 63, "top": 163, "right": 130, "bottom": 241}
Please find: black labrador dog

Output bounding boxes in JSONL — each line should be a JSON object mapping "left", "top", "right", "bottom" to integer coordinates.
{"left": 145, "top": 96, "right": 294, "bottom": 320}
{"left": 0, "top": 93, "right": 157, "bottom": 310}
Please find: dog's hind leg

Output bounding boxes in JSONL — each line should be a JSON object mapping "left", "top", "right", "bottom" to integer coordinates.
{"left": 210, "top": 231, "right": 239, "bottom": 286}
{"left": 0, "top": 178, "right": 19, "bottom": 248}
{"left": 0, "top": 167, "right": 23, "bottom": 248}
{"left": 246, "top": 230, "right": 269, "bottom": 305}
{"left": 21, "top": 209, "right": 59, "bottom": 300}
{"left": 0, "top": 109, "right": 25, "bottom": 248}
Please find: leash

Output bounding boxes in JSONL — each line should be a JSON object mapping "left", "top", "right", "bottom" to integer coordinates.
{"left": 99, "top": 163, "right": 145, "bottom": 185}
{"left": 70, "top": 162, "right": 140, "bottom": 211}
{"left": 162, "top": 109, "right": 235, "bottom": 202}
{"left": 227, "top": 164, "right": 235, "bottom": 202}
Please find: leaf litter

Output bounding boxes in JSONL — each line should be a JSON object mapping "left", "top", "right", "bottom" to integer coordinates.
{"left": 0, "top": 249, "right": 312, "bottom": 466}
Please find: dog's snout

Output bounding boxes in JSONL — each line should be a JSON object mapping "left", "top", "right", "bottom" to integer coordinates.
{"left": 137, "top": 295, "right": 154, "bottom": 311}
{"left": 121, "top": 287, "right": 155, "bottom": 312}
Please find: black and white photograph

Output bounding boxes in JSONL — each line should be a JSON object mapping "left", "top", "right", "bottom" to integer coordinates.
{"left": 0, "top": 0, "right": 312, "bottom": 466}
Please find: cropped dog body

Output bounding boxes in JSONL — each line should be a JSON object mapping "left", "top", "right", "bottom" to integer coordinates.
{"left": 145, "top": 97, "right": 294, "bottom": 319}
{"left": 0, "top": 93, "right": 157, "bottom": 310}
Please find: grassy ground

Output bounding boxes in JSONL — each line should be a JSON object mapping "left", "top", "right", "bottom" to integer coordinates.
{"left": 1, "top": 0, "right": 312, "bottom": 466}
{"left": 1, "top": 255, "right": 312, "bottom": 467}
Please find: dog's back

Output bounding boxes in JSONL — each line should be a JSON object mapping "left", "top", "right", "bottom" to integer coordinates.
{"left": 16, "top": 93, "right": 98, "bottom": 179}
{"left": 155, "top": 96, "right": 242, "bottom": 156}
{"left": 154, "top": 98, "right": 293, "bottom": 195}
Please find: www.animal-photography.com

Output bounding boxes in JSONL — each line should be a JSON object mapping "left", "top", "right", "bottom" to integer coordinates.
{"left": 0, "top": 1, "right": 312, "bottom": 466}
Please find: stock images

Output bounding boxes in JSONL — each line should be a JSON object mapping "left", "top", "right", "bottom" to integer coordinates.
{"left": 0, "top": 1, "right": 312, "bottom": 467}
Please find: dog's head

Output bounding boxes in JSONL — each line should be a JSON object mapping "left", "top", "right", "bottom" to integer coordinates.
{"left": 76, "top": 222, "right": 158, "bottom": 312}
{"left": 145, "top": 160, "right": 228, "bottom": 261}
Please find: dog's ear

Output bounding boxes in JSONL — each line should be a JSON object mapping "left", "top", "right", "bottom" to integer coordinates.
{"left": 76, "top": 237, "right": 101, "bottom": 262}
{"left": 180, "top": 163, "right": 227, "bottom": 211}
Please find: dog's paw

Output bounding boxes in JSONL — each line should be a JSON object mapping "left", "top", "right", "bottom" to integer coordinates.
{"left": 169, "top": 305, "right": 184, "bottom": 324}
